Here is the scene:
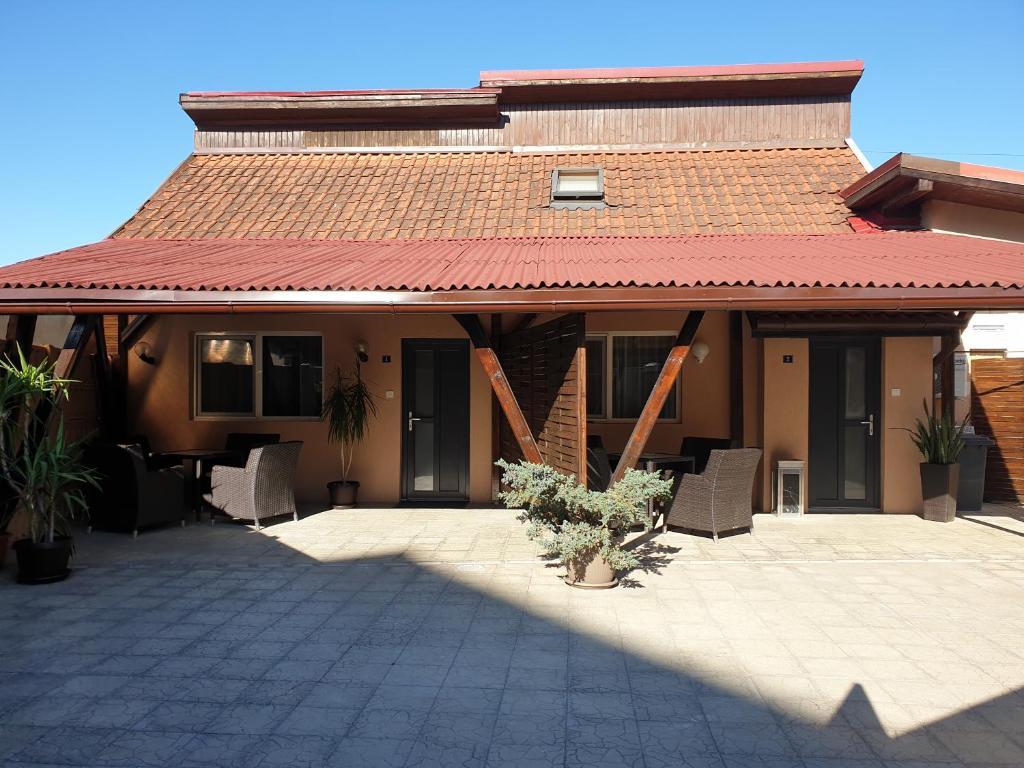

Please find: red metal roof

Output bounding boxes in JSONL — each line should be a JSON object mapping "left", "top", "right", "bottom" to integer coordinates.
{"left": 2, "top": 232, "right": 1021, "bottom": 293}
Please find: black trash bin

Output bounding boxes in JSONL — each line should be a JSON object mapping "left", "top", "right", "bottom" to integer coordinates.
{"left": 957, "top": 434, "right": 995, "bottom": 512}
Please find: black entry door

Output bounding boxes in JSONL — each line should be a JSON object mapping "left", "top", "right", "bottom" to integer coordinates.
{"left": 401, "top": 339, "right": 470, "bottom": 502}
{"left": 808, "top": 338, "right": 881, "bottom": 510}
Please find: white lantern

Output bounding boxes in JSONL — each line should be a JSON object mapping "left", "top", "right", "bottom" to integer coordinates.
{"left": 775, "top": 460, "right": 805, "bottom": 516}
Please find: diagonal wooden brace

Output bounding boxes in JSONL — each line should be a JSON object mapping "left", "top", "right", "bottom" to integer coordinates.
{"left": 453, "top": 314, "right": 543, "bottom": 464}
{"left": 611, "top": 311, "right": 704, "bottom": 484}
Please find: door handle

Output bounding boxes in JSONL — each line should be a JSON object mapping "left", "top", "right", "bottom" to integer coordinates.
{"left": 860, "top": 414, "right": 874, "bottom": 437}
{"left": 408, "top": 412, "right": 422, "bottom": 432}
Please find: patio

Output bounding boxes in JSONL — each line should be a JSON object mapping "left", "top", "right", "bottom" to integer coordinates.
{"left": 1, "top": 507, "right": 1023, "bottom": 767}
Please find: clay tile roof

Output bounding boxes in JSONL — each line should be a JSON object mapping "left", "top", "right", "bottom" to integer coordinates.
{"left": 112, "top": 148, "right": 865, "bottom": 240}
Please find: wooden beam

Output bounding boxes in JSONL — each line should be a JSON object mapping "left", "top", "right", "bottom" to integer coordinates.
{"left": 92, "top": 316, "right": 113, "bottom": 439}
{"left": 880, "top": 178, "right": 933, "bottom": 214}
{"left": 612, "top": 311, "right": 705, "bottom": 484}
{"left": 729, "top": 311, "right": 744, "bottom": 445}
{"left": 510, "top": 313, "right": 537, "bottom": 334}
{"left": 5, "top": 314, "right": 36, "bottom": 358}
{"left": 119, "top": 314, "right": 154, "bottom": 349}
{"left": 32, "top": 316, "right": 95, "bottom": 442}
{"left": 574, "top": 317, "right": 588, "bottom": 484}
{"left": 116, "top": 314, "right": 129, "bottom": 437}
{"left": 489, "top": 314, "right": 502, "bottom": 500}
{"left": 453, "top": 313, "right": 543, "bottom": 464}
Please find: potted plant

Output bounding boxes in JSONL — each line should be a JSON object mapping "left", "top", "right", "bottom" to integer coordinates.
{"left": 323, "top": 364, "right": 377, "bottom": 508}
{"left": 496, "top": 459, "right": 672, "bottom": 588}
{"left": 0, "top": 347, "right": 97, "bottom": 583}
{"left": 905, "top": 399, "right": 969, "bottom": 523}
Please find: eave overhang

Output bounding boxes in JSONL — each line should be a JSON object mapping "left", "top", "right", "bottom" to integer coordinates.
{"left": 2, "top": 285, "right": 1023, "bottom": 315}
{"left": 180, "top": 88, "right": 503, "bottom": 128}
{"left": 480, "top": 60, "right": 864, "bottom": 103}
{"left": 841, "top": 153, "right": 1024, "bottom": 216}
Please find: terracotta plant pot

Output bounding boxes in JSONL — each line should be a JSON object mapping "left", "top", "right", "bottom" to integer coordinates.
{"left": 0, "top": 532, "right": 10, "bottom": 568}
{"left": 920, "top": 463, "right": 960, "bottom": 523}
{"left": 564, "top": 549, "right": 618, "bottom": 589}
{"left": 13, "top": 536, "right": 73, "bottom": 584}
{"left": 327, "top": 480, "right": 359, "bottom": 509}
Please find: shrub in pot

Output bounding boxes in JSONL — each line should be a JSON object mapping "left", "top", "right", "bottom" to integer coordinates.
{"left": 323, "top": 364, "right": 377, "bottom": 508}
{"left": 904, "top": 399, "right": 968, "bottom": 523}
{"left": 495, "top": 459, "right": 672, "bottom": 588}
{"left": 0, "top": 347, "right": 98, "bottom": 583}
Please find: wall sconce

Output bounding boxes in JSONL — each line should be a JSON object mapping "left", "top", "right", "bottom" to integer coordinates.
{"left": 133, "top": 341, "right": 157, "bottom": 366}
{"left": 354, "top": 340, "right": 369, "bottom": 364}
{"left": 691, "top": 340, "right": 710, "bottom": 364}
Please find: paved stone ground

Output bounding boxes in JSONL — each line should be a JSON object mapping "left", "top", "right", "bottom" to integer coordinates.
{"left": 1, "top": 506, "right": 1022, "bottom": 767}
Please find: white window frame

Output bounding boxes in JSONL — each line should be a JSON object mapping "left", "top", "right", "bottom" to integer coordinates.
{"left": 193, "top": 331, "right": 324, "bottom": 421}
{"left": 586, "top": 331, "right": 682, "bottom": 424}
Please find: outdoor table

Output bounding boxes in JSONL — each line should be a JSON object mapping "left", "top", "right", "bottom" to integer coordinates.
{"left": 157, "top": 449, "right": 235, "bottom": 522}
{"left": 607, "top": 452, "right": 696, "bottom": 525}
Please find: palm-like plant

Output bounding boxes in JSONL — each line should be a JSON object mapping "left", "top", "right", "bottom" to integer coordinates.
{"left": 904, "top": 399, "right": 969, "bottom": 465}
{"left": 0, "top": 346, "right": 97, "bottom": 542}
{"left": 322, "top": 365, "right": 377, "bottom": 483}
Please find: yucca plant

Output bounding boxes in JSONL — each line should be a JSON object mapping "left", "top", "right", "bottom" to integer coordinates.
{"left": 904, "top": 399, "right": 969, "bottom": 465}
{"left": 0, "top": 346, "right": 97, "bottom": 543}
{"left": 323, "top": 365, "right": 377, "bottom": 484}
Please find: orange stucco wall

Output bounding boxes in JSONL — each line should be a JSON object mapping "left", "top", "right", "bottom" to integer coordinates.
{"left": 129, "top": 313, "right": 494, "bottom": 505}
{"left": 761, "top": 338, "right": 809, "bottom": 512}
{"left": 125, "top": 311, "right": 934, "bottom": 514}
{"left": 881, "top": 337, "right": 933, "bottom": 514}
{"left": 585, "top": 311, "right": 732, "bottom": 454}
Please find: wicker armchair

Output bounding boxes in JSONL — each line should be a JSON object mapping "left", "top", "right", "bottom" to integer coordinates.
{"left": 204, "top": 441, "right": 302, "bottom": 529}
{"left": 663, "top": 448, "right": 762, "bottom": 539}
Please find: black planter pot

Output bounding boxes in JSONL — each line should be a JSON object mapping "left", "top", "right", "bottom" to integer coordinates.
{"left": 13, "top": 537, "right": 73, "bottom": 584}
{"left": 920, "top": 463, "right": 960, "bottom": 523}
{"left": 327, "top": 480, "right": 360, "bottom": 509}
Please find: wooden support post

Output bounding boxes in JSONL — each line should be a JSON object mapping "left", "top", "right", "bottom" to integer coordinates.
{"left": 490, "top": 314, "right": 503, "bottom": 500}
{"left": 32, "top": 316, "right": 95, "bottom": 441}
{"left": 935, "top": 330, "right": 961, "bottom": 418}
{"left": 453, "top": 314, "right": 543, "bottom": 465}
{"left": 5, "top": 314, "right": 37, "bottom": 359}
{"left": 729, "top": 311, "right": 744, "bottom": 446}
{"left": 92, "top": 316, "right": 113, "bottom": 439}
{"left": 119, "top": 314, "right": 154, "bottom": 350}
{"left": 612, "top": 311, "right": 705, "bottom": 484}
{"left": 576, "top": 330, "right": 588, "bottom": 484}
{"left": 116, "top": 314, "right": 129, "bottom": 438}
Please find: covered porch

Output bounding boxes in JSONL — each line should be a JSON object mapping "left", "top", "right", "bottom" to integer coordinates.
{"left": 1, "top": 231, "right": 1023, "bottom": 523}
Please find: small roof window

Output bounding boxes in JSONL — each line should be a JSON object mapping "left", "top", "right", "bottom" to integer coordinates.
{"left": 551, "top": 167, "right": 605, "bottom": 209}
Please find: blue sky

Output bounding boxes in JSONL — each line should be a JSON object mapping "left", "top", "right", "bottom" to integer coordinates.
{"left": 1, "top": 1, "right": 1021, "bottom": 265}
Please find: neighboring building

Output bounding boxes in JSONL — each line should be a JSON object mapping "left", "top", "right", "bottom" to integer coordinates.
{"left": 842, "top": 153, "right": 1024, "bottom": 503}
{"left": 2, "top": 60, "right": 1023, "bottom": 515}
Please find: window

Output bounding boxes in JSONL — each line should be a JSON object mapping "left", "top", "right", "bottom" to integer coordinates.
{"left": 195, "top": 333, "right": 323, "bottom": 419}
{"left": 586, "top": 333, "right": 679, "bottom": 421}
{"left": 551, "top": 167, "right": 604, "bottom": 209}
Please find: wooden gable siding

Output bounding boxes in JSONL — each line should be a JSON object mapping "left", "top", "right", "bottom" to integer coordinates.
{"left": 970, "top": 357, "right": 1024, "bottom": 502}
{"left": 499, "top": 314, "right": 586, "bottom": 480}
{"left": 195, "top": 96, "right": 850, "bottom": 151}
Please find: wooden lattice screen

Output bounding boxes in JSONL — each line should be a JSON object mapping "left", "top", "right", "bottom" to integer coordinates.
{"left": 971, "top": 357, "right": 1024, "bottom": 503}
{"left": 499, "top": 314, "right": 586, "bottom": 480}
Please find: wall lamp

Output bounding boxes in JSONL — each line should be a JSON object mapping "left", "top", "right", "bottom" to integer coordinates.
{"left": 355, "top": 340, "right": 369, "bottom": 364}
{"left": 691, "top": 340, "right": 710, "bottom": 364}
{"left": 133, "top": 341, "right": 157, "bottom": 366}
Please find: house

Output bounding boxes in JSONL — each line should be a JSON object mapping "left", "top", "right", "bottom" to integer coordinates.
{"left": 841, "top": 154, "right": 1024, "bottom": 504}
{"left": 1, "top": 60, "right": 1023, "bottom": 515}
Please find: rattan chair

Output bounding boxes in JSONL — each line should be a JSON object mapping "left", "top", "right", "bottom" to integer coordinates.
{"left": 205, "top": 441, "right": 302, "bottom": 529}
{"left": 663, "top": 448, "right": 762, "bottom": 539}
